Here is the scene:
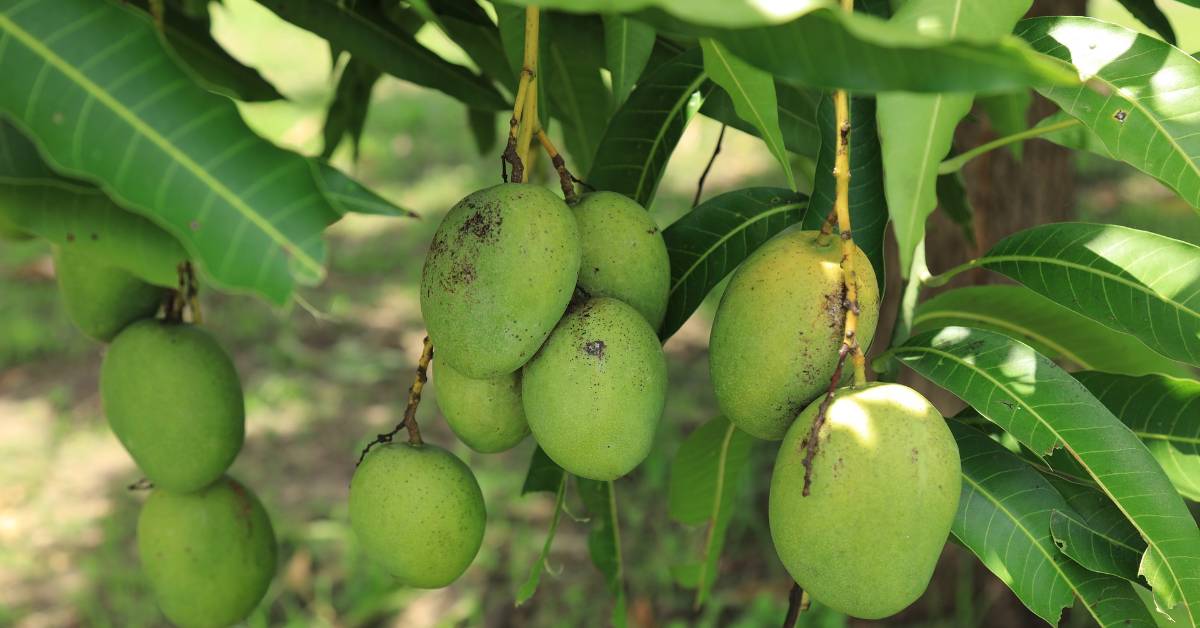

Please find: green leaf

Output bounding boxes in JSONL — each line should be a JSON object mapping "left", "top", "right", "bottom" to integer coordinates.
{"left": 467, "top": 108, "right": 498, "bottom": 156}
{"left": 935, "top": 171, "right": 976, "bottom": 247}
{"left": 978, "top": 90, "right": 1033, "bottom": 159}
{"left": 1075, "top": 371, "right": 1200, "bottom": 502}
{"left": 1017, "top": 17, "right": 1200, "bottom": 210}
{"left": 893, "top": 327, "right": 1200, "bottom": 624}
{"left": 253, "top": 0, "right": 508, "bottom": 111}
{"left": 1048, "top": 477, "right": 1147, "bottom": 584}
{"left": 497, "top": 0, "right": 830, "bottom": 29}
{"left": 950, "top": 420, "right": 1158, "bottom": 626}
{"left": 0, "top": 0, "right": 340, "bottom": 304}
{"left": 659, "top": 187, "right": 806, "bottom": 339}
{"left": 544, "top": 15, "right": 610, "bottom": 175}
{"left": 877, "top": 0, "right": 1030, "bottom": 275}
{"left": 321, "top": 57, "right": 381, "bottom": 160}
{"left": 312, "top": 162, "right": 416, "bottom": 218}
{"left": 516, "top": 473, "right": 566, "bottom": 605}
{"left": 700, "top": 80, "right": 821, "bottom": 158}
{"left": 667, "top": 416, "right": 754, "bottom": 606}
{"left": 805, "top": 94, "right": 888, "bottom": 289}
{"left": 911, "top": 285, "right": 1192, "bottom": 377}
{"left": 576, "top": 478, "right": 627, "bottom": 628}
{"left": 431, "top": 0, "right": 516, "bottom": 90}
{"left": 588, "top": 47, "right": 712, "bottom": 207}
{"left": 965, "top": 222, "right": 1200, "bottom": 367}
{"left": 699, "top": 39, "right": 793, "bottom": 189}
{"left": 1038, "top": 110, "right": 1117, "bottom": 159}
{"left": 603, "top": 15, "right": 655, "bottom": 108}
{"left": 522, "top": 446, "right": 566, "bottom": 495}
{"left": 0, "top": 118, "right": 60, "bottom": 184}
{"left": 1113, "top": 0, "right": 1177, "bottom": 45}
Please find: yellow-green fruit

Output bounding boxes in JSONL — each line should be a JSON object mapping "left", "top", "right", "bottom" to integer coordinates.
{"left": 522, "top": 297, "right": 667, "bottom": 480}
{"left": 421, "top": 183, "right": 581, "bottom": 378}
{"left": 101, "top": 320, "right": 243, "bottom": 492}
{"left": 435, "top": 361, "right": 529, "bottom": 453}
{"left": 572, "top": 192, "right": 670, "bottom": 329}
{"left": 54, "top": 247, "right": 164, "bottom": 342}
{"left": 708, "top": 229, "right": 879, "bottom": 440}
{"left": 349, "top": 443, "right": 486, "bottom": 588}
{"left": 138, "top": 476, "right": 277, "bottom": 628}
{"left": 770, "top": 383, "right": 960, "bottom": 619}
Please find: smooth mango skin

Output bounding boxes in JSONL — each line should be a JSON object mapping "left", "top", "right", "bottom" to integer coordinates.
{"left": 138, "top": 476, "right": 277, "bottom": 628}
{"left": 420, "top": 183, "right": 581, "bottom": 378}
{"left": 708, "top": 229, "right": 879, "bottom": 440}
{"left": 350, "top": 443, "right": 486, "bottom": 588}
{"left": 101, "top": 320, "right": 244, "bottom": 492}
{"left": 522, "top": 297, "right": 667, "bottom": 480}
{"left": 572, "top": 192, "right": 670, "bottom": 329}
{"left": 54, "top": 246, "right": 164, "bottom": 342}
{"left": 435, "top": 360, "right": 529, "bottom": 453}
{"left": 770, "top": 383, "right": 961, "bottom": 619}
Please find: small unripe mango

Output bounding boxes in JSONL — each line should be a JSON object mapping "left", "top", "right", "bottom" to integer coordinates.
{"left": 54, "top": 247, "right": 164, "bottom": 342}
{"left": 709, "top": 229, "right": 879, "bottom": 440}
{"left": 138, "top": 476, "right": 277, "bottom": 628}
{"left": 421, "top": 183, "right": 581, "bottom": 378}
{"left": 770, "top": 383, "right": 960, "bottom": 619}
{"left": 572, "top": 192, "right": 670, "bottom": 329}
{"left": 101, "top": 320, "right": 244, "bottom": 492}
{"left": 435, "top": 360, "right": 529, "bottom": 453}
{"left": 349, "top": 443, "right": 486, "bottom": 588}
{"left": 522, "top": 297, "right": 667, "bottom": 480}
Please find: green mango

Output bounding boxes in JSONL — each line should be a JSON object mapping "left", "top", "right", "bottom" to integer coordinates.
{"left": 54, "top": 246, "right": 164, "bottom": 342}
{"left": 138, "top": 476, "right": 277, "bottom": 628}
{"left": 101, "top": 320, "right": 243, "bottom": 492}
{"left": 708, "top": 229, "right": 880, "bottom": 440}
{"left": 572, "top": 191, "right": 670, "bottom": 329}
{"left": 350, "top": 443, "right": 486, "bottom": 588}
{"left": 770, "top": 383, "right": 960, "bottom": 619}
{"left": 421, "top": 183, "right": 581, "bottom": 377}
{"left": 434, "top": 360, "right": 529, "bottom": 453}
{"left": 522, "top": 297, "right": 667, "bottom": 480}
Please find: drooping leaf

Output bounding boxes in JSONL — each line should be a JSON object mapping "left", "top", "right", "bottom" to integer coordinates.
{"left": 516, "top": 472, "right": 567, "bottom": 605}
{"left": 950, "top": 421, "right": 1158, "bottom": 626}
{"left": 522, "top": 446, "right": 566, "bottom": 495}
{"left": 893, "top": 327, "right": 1200, "bottom": 623}
{"left": 805, "top": 95, "right": 887, "bottom": 288}
{"left": 659, "top": 187, "right": 806, "bottom": 339}
{"left": 544, "top": 14, "right": 610, "bottom": 175}
{"left": 312, "top": 162, "right": 416, "bottom": 218}
{"left": 0, "top": 0, "right": 340, "bottom": 303}
{"left": 668, "top": 416, "right": 754, "bottom": 606}
{"left": 1113, "top": 0, "right": 1177, "bottom": 45}
{"left": 588, "top": 47, "right": 712, "bottom": 207}
{"left": 321, "top": 57, "right": 382, "bottom": 160}
{"left": 254, "top": 0, "right": 508, "bottom": 111}
{"left": 935, "top": 171, "right": 976, "bottom": 247}
{"left": 497, "top": 0, "right": 829, "bottom": 29}
{"left": 577, "top": 478, "right": 627, "bottom": 628}
{"left": 911, "top": 285, "right": 1192, "bottom": 377}
{"left": 603, "top": 15, "right": 655, "bottom": 108}
{"left": 1076, "top": 371, "right": 1200, "bottom": 502}
{"left": 430, "top": 0, "right": 516, "bottom": 90}
{"left": 978, "top": 90, "right": 1033, "bottom": 159}
{"left": 1017, "top": 17, "right": 1200, "bottom": 210}
{"left": 467, "top": 108, "right": 499, "bottom": 155}
{"left": 700, "top": 80, "right": 821, "bottom": 158}
{"left": 1047, "top": 476, "right": 1147, "bottom": 584}
{"left": 966, "top": 222, "right": 1200, "bottom": 367}
{"left": 699, "top": 39, "right": 793, "bottom": 189}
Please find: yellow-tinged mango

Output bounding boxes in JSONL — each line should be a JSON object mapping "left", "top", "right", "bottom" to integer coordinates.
{"left": 55, "top": 247, "right": 164, "bottom": 342}
{"left": 770, "top": 383, "right": 960, "bottom": 619}
{"left": 709, "top": 229, "right": 879, "bottom": 440}
{"left": 434, "top": 360, "right": 529, "bottom": 453}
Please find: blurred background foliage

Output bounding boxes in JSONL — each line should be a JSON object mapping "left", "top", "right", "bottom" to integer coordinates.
{"left": 1, "top": 0, "right": 1198, "bottom": 626}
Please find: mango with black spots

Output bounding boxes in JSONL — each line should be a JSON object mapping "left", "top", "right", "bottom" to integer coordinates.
{"left": 708, "top": 229, "right": 879, "bottom": 440}
{"left": 522, "top": 297, "right": 667, "bottom": 480}
{"left": 435, "top": 360, "right": 529, "bottom": 453}
{"left": 54, "top": 247, "right": 164, "bottom": 342}
{"left": 420, "top": 183, "right": 581, "bottom": 377}
{"left": 769, "top": 383, "right": 960, "bottom": 619}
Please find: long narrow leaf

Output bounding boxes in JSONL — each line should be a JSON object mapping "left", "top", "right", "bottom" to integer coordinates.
{"left": 577, "top": 478, "right": 627, "bottom": 628}
{"left": 1048, "top": 477, "right": 1147, "bottom": 583}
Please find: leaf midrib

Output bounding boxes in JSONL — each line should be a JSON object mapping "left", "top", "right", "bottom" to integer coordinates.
{"left": 667, "top": 200, "right": 802, "bottom": 297}
{"left": 912, "top": 308, "right": 1091, "bottom": 368}
{"left": 705, "top": 42, "right": 790, "bottom": 187}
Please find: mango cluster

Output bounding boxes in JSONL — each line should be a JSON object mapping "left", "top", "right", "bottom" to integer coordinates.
{"left": 708, "top": 227, "right": 960, "bottom": 619}
{"left": 349, "top": 183, "right": 670, "bottom": 588}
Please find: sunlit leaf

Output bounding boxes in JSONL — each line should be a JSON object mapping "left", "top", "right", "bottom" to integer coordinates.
{"left": 1048, "top": 477, "right": 1146, "bottom": 583}
{"left": 700, "top": 80, "right": 820, "bottom": 158}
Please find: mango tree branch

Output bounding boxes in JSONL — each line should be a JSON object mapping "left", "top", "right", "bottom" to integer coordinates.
{"left": 937, "top": 117, "right": 1080, "bottom": 174}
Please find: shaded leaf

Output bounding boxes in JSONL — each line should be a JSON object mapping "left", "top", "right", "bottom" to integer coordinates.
{"left": 660, "top": 187, "right": 806, "bottom": 339}
{"left": 1114, "top": 0, "right": 1176, "bottom": 45}
{"left": 603, "top": 15, "right": 655, "bottom": 107}
{"left": 516, "top": 473, "right": 567, "bottom": 605}
{"left": 979, "top": 90, "right": 1033, "bottom": 159}
{"left": 321, "top": 57, "right": 381, "bottom": 160}
{"left": 1048, "top": 477, "right": 1147, "bottom": 583}
{"left": 499, "top": 0, "right": 828, "bottom": 29}
{"left": 467, "top": 108, "right": 498, "bottom": 155}
{"left": 544, "top": 14, "right": 610, "bottom": 175}
{"left": 522, "top": 446, "right": 566, "bottom": 495}
{"left": 312, "top": 162, "right": 416, "bottom": 218}
{"left": 431, "top": 0, "right": 516, "bottom": 90}
{"left": 935, "top": 171, "right": 976, "bottom": 247}
{"left": 700, "top": 80, "right": 821, "bottom": 158}
{"left": 577, "top": 478, "right": 627, "bottom": 628}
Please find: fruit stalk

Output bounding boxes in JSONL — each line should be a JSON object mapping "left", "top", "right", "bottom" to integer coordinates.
{"left": 401, "top": 336, "right": 434, "bottom": 445}
{"left": 536, "top": 128, "right": 577, "bottom": 203}
{"left": 831, "top": 88, "right": 866, "bottom": 386}
{"left": 503, "top": 7, "right": 540, "bottom": 183}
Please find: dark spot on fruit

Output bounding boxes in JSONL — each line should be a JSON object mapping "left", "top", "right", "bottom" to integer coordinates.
{"left": 824, "top": 285, "right": 848, "bottom": 335}
{"left": 646, "top": 226, "right": 659, "bottom": 235}
{"left": 458, "top": 205, "right": 502, "bottom": 243}
{"left": 66, "top": 233, "right": 75, "bottom": 242}
{"left": 583, "top": 340, "right": 606, "bottom": 358}
{"left": 90, "top": 233, "right": 98, "bottom": 241}
{"left": 592, "top": 266, "right": 600, "bottom": 274}
{"left": 910, "top": 447, "right": 919, "bottom": 464}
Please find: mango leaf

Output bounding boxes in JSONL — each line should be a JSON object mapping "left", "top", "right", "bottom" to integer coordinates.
{"left": 467, "top": 108, "right": 499, "bottom": 155}
{"left": 1076, "top": 371, "right": 1200, "bottom": 502}
{"left": 588, "top": 47, "right": 711, "bottom": 207}
{"left": 321, "top": 57, "right": 381, "bottom": 160}
{"left": 979, "top": 90, "right": 1033, "bottom": 159}
{"left": 699, "top": 39, "right": 793, "bottom": 189}
{"left": 495, "top": 0, "right": 829, "bottom": 29}
{"left": 950, "top": 421, "right": 1158, "bottom": 626}
{"left": 659, "top": 187, "right": 806, "bottom": 339}
{"left": 312, "top": 162, "right": 416, "bottom": 218}
{"left": 877, "top": 0, "right": 1030, "bottom": 276}
{"left": 805, "top": 95, "right": 887, "bottom": 288}
{"left": 893, "top": 327, "right": 1200, "bottom": 623}
{"left": 935, "top": 171, "right": 976, "bottom": 247}
{"left": 700, "top": 80, "right": 821, "bottom": 158}
{"left": 431, "top": 0, "right": 516, "bottom": 90}
{"left": 1017, "top": 17, "right": 1200, "bottom": 210}
{"left": 911, "top": 285, "right": 1192, "bottom": 377}
{"left": 603, "top": 15, "right": 655, "bottom": 108}
{"left": 522, "top": 446, "right": 566, "bottom": 495}
{"left": 965, "top": 222, "right": 1200, "bottom": 367}
{"left": 1048, "top": 476, "right": 1147, "bottom": 583}
{"left": 667, "top": 416, "right": 753, "bottom": 607}
{"left": 0, "top": 0, "right": 340, "bottom": 303}
{"left": 1113, "top": 0, "right": 1176, "bottom": 45}
{"left": 577, "top": 478, "right": 627, "bottom": 628}
{"left": 544, "top": 15, "right": 610, "bottom": 175}
{"left": 254, "top": 0, "right": 508, "bottom": 111}
{"left": 516, "top": 470, "right": 567, "bottom": 605}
